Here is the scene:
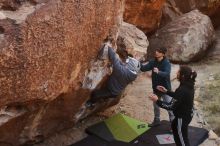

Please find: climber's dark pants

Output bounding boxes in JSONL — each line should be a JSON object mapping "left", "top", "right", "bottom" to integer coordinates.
{"left": 89, "top": 87, "right": 117, "bottom": 104}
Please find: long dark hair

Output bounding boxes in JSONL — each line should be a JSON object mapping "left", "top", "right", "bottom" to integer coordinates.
{"left": 179, "top": 65, "right": 197, "bottom": 87}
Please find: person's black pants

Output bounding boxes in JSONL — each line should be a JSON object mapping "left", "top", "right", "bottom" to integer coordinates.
{"left": 89, "top": 87, "right": 117, "bottom": 104}
{"left": 172, "top": 115, "right": 193, "bottom": 146}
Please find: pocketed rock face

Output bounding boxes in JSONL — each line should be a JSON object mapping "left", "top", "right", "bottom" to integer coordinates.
{"left": 170, "top": 0, "right": 220, "bottom": 16}
{"left": 148, "top": 10, "right": 215, "bottom": 63}
{"left": 0, "top": 0, "right": 123, "bottom": 145}
{"left": 123, "top": 0, "right": 166, "bottom": 34}
{"left": 160, "top": 0, "right": 183, "bottom": 27}
{"left": 163, "top": 0, "right": 220, "bottom": 27}
{"left": 0, "top": 0, "right": 20, "bottom": 10}
{"left": 210, "top": 6, "right": 220, "bottom": 28}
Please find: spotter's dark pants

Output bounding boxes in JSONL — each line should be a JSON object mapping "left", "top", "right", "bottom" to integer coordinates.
{"left": 172, "top": 115, "right": 193, "bottom": 146}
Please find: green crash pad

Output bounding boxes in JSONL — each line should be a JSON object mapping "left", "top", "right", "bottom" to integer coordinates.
{"left": 86, "top": 113, "right": 150, "bottom": 142}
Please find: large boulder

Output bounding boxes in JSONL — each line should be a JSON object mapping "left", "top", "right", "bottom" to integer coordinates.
{"left": 0, "top": 0, "right": 123, "bottom": 145}
{"left": 148, "top": 10, "right": 215, "bottom": 63}
{"left": 123, "top": 0, "right": 166, "bottom": 34}
{"left": 117, "top": 22, "right": 148, "bottom": 60}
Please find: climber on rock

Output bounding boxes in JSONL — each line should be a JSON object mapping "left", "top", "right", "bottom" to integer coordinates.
{"left": 86, "top": 36, "right": 141, "bottom": 108}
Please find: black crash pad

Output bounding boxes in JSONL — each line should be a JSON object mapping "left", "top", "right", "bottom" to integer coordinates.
{"left": 132, "top": 120, "right": 208, "bottom": 146}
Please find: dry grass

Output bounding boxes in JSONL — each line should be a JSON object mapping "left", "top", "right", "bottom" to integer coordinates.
{"left": 199, "top": 73, "right": 220, "bottom": 135}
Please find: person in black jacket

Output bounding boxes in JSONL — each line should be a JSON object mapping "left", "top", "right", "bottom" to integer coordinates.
{"left": 141, "top": 47, "right": 174, "bottom": 127}
{"left": 149, "top": 65, "right": 197, "bottom": 146}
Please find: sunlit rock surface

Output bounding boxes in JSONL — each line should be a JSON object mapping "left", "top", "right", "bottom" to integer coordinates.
{"left": 0, "top": 0, "right": 123, "bottom": 145}
{"left": 123, "top": 0, "right": 166, "bottom": 34}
